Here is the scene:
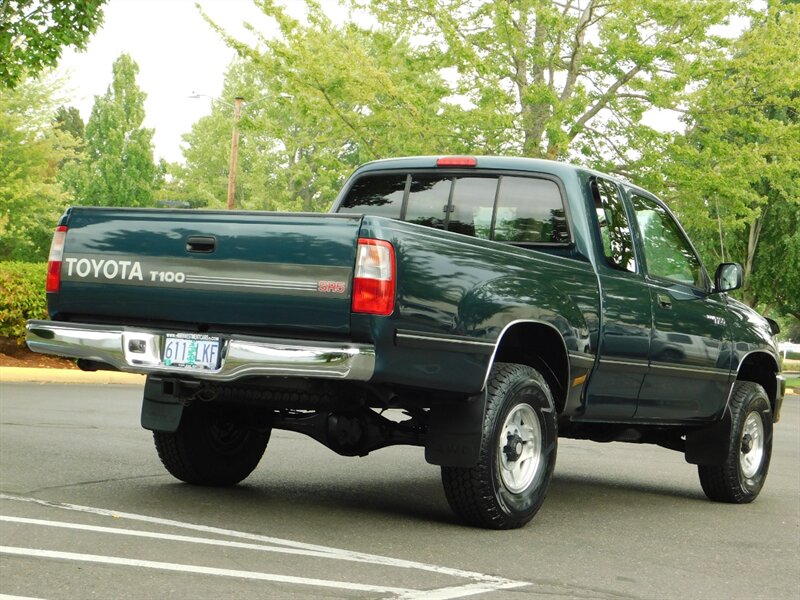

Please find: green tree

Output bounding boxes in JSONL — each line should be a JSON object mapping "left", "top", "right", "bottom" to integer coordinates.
{"left": 0, "top": 75, "right": 77, "bottom": 261}
{"left": 658, "top": 3, "right": 799, "bottom": 319}
{"left": 358, "top": 0, "right": 744, "bottom": 166}
{"left": 151, "top": 165, "right": 203, "bottom": 207}
{"left": 54, "top": 106, "right": 90, "bottom": 203}
{"left": 53, "top": 105, "right": 85, "bottom": 143}
{"left": 749, "top": 200, "right": 800, "bottom": 320}
{"left": 190, "top": 0, "right": 748, "bottom": 210}
{"left": 195, "top": 3, "right": 467, "bottom": 211}
{"left": 0, "top": 0, "right": 106, "bottom": 89}
{"left": 70, "top": 53, "right": 157, "bottom": 207}
{"left": 179, "top": 65, "right": 252, "bottom": 210}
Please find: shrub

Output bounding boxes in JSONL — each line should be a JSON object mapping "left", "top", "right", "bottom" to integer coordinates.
{"left": 0, "top": 262, "right": 47, "bottom": 345}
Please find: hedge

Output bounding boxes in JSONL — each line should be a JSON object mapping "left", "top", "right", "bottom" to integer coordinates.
{"left": 0, "top": 262, "right": 48, "bottom": 345}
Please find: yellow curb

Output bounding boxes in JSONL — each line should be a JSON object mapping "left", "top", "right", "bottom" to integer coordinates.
{"left": 0, "top": 366, "right": 145, "bottom": 385}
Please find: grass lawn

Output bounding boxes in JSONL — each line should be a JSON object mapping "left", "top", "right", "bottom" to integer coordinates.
{"left": 786, "top": 376, "right": 800, "bottom": 390}
{"left": 782, "top": 358, "right": 800, "bottom": 372}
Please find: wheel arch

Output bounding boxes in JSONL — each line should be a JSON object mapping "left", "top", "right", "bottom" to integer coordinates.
{"left": 425, "top": 323, "right": 568, "bottom": 469}
{"left": 487, "top": 320, "right": 569, "bottom": 414}
{"left": 687, "top": 352, "right": 780, "bottom": 467}
{"left": 735, "top": 350, "right": 780, "bottom": 415}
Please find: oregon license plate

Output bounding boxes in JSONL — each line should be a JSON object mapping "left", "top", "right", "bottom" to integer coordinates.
{"left": 162, "top": 333, "right": 220, "bottom": 370}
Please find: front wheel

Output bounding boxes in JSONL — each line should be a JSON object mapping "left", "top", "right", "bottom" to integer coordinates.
{"left": 698, "top": 381, "right": 772, "bottom": 503}
{"left": 153, "top": 402, "right": 270, "bottom": 486}
{"left": 441, "top": 363, "right": 557, "bottom": 529}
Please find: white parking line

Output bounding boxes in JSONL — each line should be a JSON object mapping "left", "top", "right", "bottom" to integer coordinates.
{"left": 397, "top": 581, "right": 534, "bottom": 600}
{"left": 0, "top": 494, "right": 530, "bottom": 599}
{"left": 0, "top": 546, "right": 413, "bottom": 595}
{"left": 0, "top": 515, "right": 373, "bottom": 562}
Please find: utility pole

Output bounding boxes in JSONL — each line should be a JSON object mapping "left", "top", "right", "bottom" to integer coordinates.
{"left": 227, "top": 97, "right": 244, "bottom": 210}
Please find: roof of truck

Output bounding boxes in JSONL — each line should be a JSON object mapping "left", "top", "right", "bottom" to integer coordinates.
{"left": 355, "top": 155, "right": 576, "bottom": 175}
{"left": 351, "top": 155, "right": 653, "bottom": 198}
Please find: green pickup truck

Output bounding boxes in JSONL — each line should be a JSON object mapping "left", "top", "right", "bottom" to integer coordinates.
{"left": 27, "top": 156, "right": 785, "bottom": 529}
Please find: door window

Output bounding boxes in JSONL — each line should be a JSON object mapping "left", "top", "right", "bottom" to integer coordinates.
{"left": 631, "top": 194, "right": 706, "bottom": 288}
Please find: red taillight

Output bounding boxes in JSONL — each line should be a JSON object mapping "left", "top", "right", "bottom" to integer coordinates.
{"left": 46, "top": 226, "right": 68, "bottom": 293}
{"left": 436, "top": 156, "right": 477, "bottom": 167}
{"left": 352, "top": 238, "right": 395, "bottom": 316}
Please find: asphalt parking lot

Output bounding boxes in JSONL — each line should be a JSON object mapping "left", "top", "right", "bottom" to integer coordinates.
{"left": 1, "top": 381, "right": 798, "bottom": 599}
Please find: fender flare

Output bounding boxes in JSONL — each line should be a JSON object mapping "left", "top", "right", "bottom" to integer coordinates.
{"left": 425, "top": 322, "right": 567, "bottom": 468}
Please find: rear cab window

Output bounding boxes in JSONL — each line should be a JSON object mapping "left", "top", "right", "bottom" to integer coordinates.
{"left": 337, "top": 171, "right": 570, "bottom": 246}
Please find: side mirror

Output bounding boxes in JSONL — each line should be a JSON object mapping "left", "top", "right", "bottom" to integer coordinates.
{"left": 714, "top": 263, "right": 743, "bottom": 293}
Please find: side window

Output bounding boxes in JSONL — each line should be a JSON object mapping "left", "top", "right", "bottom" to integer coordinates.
{"left": 338, "top": 174, "right": 406, "bottom": 218}
{"left": 493, "top": 177, "right": 568, "bottom": 243}
{"left": 592, "top": 178, "right": 636, "bottom": 272}
{"left": 631, "top": 194, "right": 706, "bottom": 288}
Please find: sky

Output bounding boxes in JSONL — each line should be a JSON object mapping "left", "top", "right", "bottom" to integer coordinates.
{"left": 55, "top": 0, "right": 294, "bottom": 164}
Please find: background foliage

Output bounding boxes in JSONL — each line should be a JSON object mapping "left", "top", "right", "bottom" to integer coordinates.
{"left": 650, "top": 4, "right": 800, "bottom": 321}
{"left": 0, "top": 75, "right": 78, "bottom": 261}
{"left": 64, "top": 53, "right": 158, "bottom": 207}
{"left": 359, "top": 0, "right": 744, "bottom": 164}
{"left": 0, "top": 0, "right": 107, "bottom": 89}
{"left": 0, "top": 262, "right": 47, "bottom": 343}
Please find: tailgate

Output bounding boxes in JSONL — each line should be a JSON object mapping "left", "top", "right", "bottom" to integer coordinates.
{"left": 52, "top": 208, "right": 363, "bottom": 336}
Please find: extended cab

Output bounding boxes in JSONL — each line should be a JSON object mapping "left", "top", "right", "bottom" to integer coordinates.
{"left": 27, "top": 156, "right": 785, "bottom": 529}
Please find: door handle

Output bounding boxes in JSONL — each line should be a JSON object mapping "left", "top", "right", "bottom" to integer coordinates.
{"left": 657, "top": 293, "right": 672, "bottom": 309}
{"left": 186, "top": 235, "right": 216, "bottom": 253}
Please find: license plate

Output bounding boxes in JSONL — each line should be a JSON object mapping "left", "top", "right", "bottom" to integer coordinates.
{"left": 162, "top": 333, "right": 220, "bottom": 370}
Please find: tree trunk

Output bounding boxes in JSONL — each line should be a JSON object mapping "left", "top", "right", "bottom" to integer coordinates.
{"left": 742, "top": 211, "right": 767, "bottom": 307}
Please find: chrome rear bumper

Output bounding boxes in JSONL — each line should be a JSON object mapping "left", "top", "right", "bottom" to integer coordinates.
{"left": 26, "top": 320, "right": 375, "bottom": 382}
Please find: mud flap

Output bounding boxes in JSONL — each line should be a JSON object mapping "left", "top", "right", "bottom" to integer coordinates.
{"left": 140, "top": 376, "right": 184, "bottom": 432}
{"left": 684, "top": 408, "right": 732, "bottom": 466}
{"left": 424, "top": 392, "right": 487, "bottom": 468}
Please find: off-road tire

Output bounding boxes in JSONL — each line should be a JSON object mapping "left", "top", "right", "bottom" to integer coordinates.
{"left": 441, "top": 362, "right": 557, "bottom": 529}
{"left": 698, "top": 381, "right": 772, "bottom": 503}
{"left": 153, "top": 402, "right": 270, "bottom": 486}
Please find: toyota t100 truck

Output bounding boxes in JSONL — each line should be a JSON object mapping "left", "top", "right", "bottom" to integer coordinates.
{"left": 27, "top": 156, "right": 785, "bottom": 529}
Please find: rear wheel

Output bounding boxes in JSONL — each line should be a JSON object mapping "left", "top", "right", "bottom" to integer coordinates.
{"left": 698, "top": 381, "right": 772, "bottom": 503}
{"left": 153, "top": 402, "right": 270, "bottom": 486}
{"left": 441, "top": 363, "right": 557, "bottom": 529}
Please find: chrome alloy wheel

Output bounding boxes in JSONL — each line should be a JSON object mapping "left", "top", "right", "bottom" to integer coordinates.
{"left": 498, "top": 404, "right": 542, "bottom": 493}
{"left": 739, "top": 411, "right": 765, "bottom": 479}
